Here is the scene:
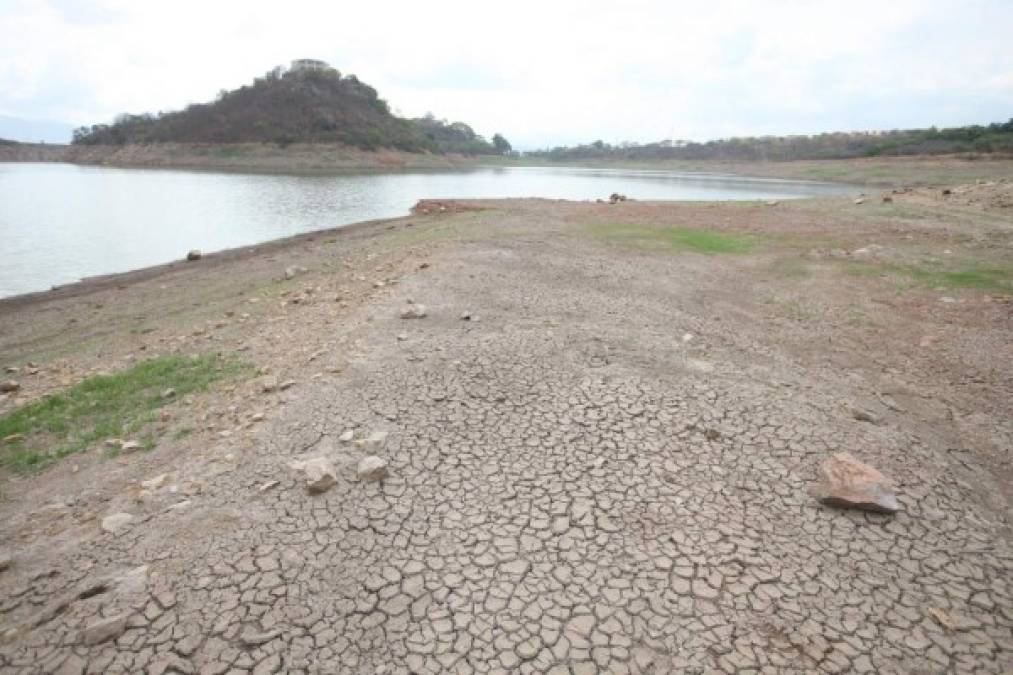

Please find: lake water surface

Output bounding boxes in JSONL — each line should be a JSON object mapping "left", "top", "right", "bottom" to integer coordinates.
{"left": 0, "top": 163, "right": 852, "bottom": 298}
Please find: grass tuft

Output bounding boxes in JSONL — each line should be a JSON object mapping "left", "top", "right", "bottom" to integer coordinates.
{"left": 0, "top": 354, "right": 250, "bottom": 473}
{"left": 588, "top": 223, "right": 755, "bottom": 254}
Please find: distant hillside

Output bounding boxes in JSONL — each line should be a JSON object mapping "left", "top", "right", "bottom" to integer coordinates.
{"left": 73, "top": 63, "right": 507, "bottom": 155}
{"left": 528, "top": 119, "right": 1013, "bottom": 162}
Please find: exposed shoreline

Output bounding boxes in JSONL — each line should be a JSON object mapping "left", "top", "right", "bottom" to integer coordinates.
{"left": 0, "top": 176, "right": 1011, "bottom": 671}
{"left": 5, "top": 141, "right": 1013, "bottom": 186}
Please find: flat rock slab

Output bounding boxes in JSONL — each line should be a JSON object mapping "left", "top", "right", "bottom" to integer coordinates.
{"left": 81, "top": 613, "right": 129, "bottom": 645}
{"left": 816, "top": 452, "right": 900, "bottom": 514}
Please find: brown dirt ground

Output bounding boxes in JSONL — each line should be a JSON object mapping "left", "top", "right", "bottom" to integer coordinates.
{"left": 0, "top": 172, "right": 1011, "bottom": 673}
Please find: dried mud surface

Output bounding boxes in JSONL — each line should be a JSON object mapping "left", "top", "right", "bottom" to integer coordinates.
{"left": 0, "top": 186, "right": 1011, "bottom": 673}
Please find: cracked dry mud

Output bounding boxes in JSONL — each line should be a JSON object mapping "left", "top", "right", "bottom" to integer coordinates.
{"left": 0, "top": 193, "right": 1011, "bottom": 674}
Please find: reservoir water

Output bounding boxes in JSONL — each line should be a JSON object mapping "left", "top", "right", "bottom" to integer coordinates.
{"left": 0, "top": 162, "right": 852, "bottom": 298}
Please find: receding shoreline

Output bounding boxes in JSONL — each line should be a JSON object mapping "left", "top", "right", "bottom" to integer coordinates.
{"left": 5, "top": 141, "right": 1013, "bottom": 185}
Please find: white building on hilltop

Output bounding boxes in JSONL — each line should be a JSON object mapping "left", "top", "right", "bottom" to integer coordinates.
{"left": 290, "top": 59, "right": 332, "bottom": 73}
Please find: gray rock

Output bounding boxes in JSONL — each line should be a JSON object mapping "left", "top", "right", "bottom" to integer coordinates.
{"left": 0, "top": 380, "right": 20, "bottom": 393}
{"left": 815, "top": 452, "right": 900, "bottom": 514}
{"left": 119, "top": 440, "right": 141, "bottom": 453}
{"left": 81, "top": 613, "right": 129, "bottom": 645}
{"left": 301, "top": 457, "right": 337, "bottom": 494}
{"left": 355, "top": 430, "right": 388, "bottom": 452}
{"left": 101, "top": 512, "right": 135, "bottom": 534}
{"left": 186, "top": 250, "right": 202, "bottom": 261}
{"left": 357, "top": 456, "right": 388, "bottom": 482}
{"left": 0, "top": 553, "right": 11, "bottom": 573}
{"left": 260, "top": 376, "right": 279, "bottom": 393}
{"left": 399, "top": 304, "right": 427, "bottom": 319}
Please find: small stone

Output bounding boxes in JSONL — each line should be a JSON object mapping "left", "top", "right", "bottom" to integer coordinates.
{"left": 120, "top": 440, "right": 141, "bottom": 453}
{"left": 854, "top": 197, "right": 865, "bottom": 205}
{"left": 397, "top": 332, "right": 409, "bottom": 341}
{"left": 285, "top": 267, "right": 298, "bottom": 280}
{"left": 3, "top": 433, "right": 24, "bottom": 444}
{"left": 186, "top": 250, "right": 202, "bottom": 262}
{"left": 459, "top": 312, "right": 472, "bottom": 321}
{"left": 399, "top": 304, "right": 427, "bottom": 319}
{"left": 815, "top": 452, "right": 900, "bottom": 514}
{"left": 161, "top": 388, "right": 176, "bottom": 399}
{"left": 338, "top": 429, "right": 355, "bottom": 443}
{"left": 141, "top": 473, "right": 167, "bottom": 490}
{"left": 927, "top": 606, "right": 957, "bottom": 630}
{"left": 279, "top": 380, "right": 296, "bottom": 391}
{"left": 102, "top": 512, "right": 135, "bottom": 533}
{"left": 851, "top": 408, "right": 880, "bottom": 425}
{"left": 355, "top": 431, "right": 388, "bottom": 451}
{"left": 357, "top": 456, "right": 388, "bottom": 482}
{"left": 81, "top": 613, "right": 129, "bottom": 645}
{"left": 0, "top": 380, "right": 20, "bottom": 393}
{"left": 301, "top": 457, "right": 337, "bottom": 494}
{"left": 0, "top": 553, "right": 11, "bottom": 572}
{"left": 260, "top": 376, "right": 279, "bottom": 393}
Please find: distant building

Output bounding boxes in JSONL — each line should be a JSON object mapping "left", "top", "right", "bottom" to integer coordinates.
{"left": 290, "top": 59, "right": 331, "bottom": 73}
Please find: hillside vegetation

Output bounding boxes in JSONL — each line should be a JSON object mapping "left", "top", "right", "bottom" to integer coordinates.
{"left": 72, "top": 65, "right": 507, "bottom": 155}
{"left": 529, "top": 119, "right": 1013, "bottom": 162}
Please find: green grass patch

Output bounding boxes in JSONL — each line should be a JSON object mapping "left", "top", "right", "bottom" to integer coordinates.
{"left": 0, "top": 354, "right": 250, "bottom": 473}
{"left": 843, "top": 260, "right": 1013, "bottom": 294}
{"left": 587, "top": 223, "right": 755, "bottom": 254}
{"left": 906, "top": 263, "right": 1013, "bottom": 293}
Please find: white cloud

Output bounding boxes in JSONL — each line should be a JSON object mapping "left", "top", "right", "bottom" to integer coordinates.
{"left": 1, "top": 0, "right": 1011, "bottom": 148}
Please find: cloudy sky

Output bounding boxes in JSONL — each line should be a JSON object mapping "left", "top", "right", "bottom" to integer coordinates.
{"left": 1, "top": 0, "right": 1011, "bottom": 148}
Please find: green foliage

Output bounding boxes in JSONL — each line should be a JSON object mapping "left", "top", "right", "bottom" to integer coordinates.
{"left": 0, "top": 354, "right": 250, "bottom": 473}
{"left": 588, "top": 223, "right": 755, "bottom": 254}
{"left": 72, "top": 66, "right": 502, "bottom": 155}
{"left": 410, "top": 114, "right": 499, "bottom": 155}
{"left": 492, "top": 133, "right": 512, "bottom": 154}
{"left": 844, "top": 260, "right": 1013, "bottom": 294}
{"left": 527, "top": 119, "right": 1013, "bottom": 162}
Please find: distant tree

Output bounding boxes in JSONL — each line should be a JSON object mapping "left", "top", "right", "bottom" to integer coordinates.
{"left": 492, "top": 133, "right": 512, "bottom": 154}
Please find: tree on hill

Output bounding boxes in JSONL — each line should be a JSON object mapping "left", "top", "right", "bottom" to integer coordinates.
{"left": 72, "top": 65, "right": 505, "bottom": 155}
{"left": 492, "top": 133, "right": 512, "bottom": 154}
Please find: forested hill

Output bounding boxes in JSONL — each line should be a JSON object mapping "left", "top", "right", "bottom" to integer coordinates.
{"left": 528, "top": 120, "right": 1013, "bottom": 162}
{"left": 72, "top": 64, "right": 509, "bottom": 155}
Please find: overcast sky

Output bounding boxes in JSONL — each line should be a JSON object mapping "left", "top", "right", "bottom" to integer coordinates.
{"left": 1, "top": 0, "right": 1011, "bottom": 148}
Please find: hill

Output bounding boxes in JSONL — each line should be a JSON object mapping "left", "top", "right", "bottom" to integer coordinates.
{"left": 72, "top": 63, "right": 507, "bottom": 155}
{"left": 528, "top": 119, "right": 1013, "bottom": 162}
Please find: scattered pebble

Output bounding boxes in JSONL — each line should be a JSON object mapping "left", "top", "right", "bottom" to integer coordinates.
{"left": 399, "top": 304, "right": 427, "bottom": 319}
